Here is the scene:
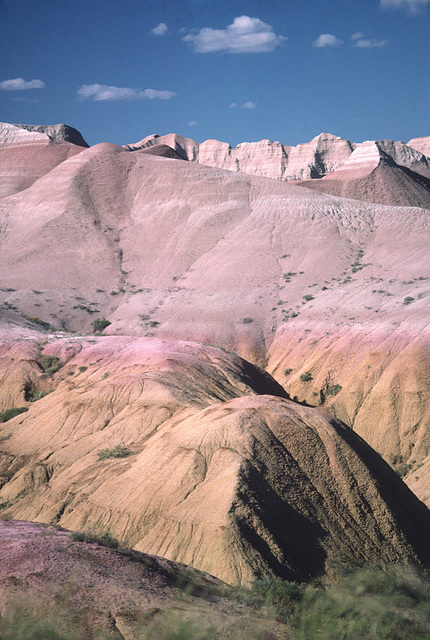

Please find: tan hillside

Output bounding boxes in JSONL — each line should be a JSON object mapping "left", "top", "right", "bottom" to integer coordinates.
{"left": 0, "top": 337, "right": 429, "bottom": 586}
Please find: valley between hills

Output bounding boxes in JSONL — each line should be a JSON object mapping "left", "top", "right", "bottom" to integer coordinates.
{"left": 0, "top": 122, "right": 430, "bottom": 638}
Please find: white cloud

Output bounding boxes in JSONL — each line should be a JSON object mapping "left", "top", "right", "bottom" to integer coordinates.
{"left": 182, "top": 15, "right": 286, "bottom": 54}
{"left": 380, "top": 0, "right": 430, "bottom": 14}
{"left": 77, "top": 84, "right": 137, "bottom": 101}
{"left": 350, "top": 32, "right": 365, "bottom": 41}
{"left": 352, "top": 37, "right": 389, "bottom": 48}
{"left": 0, "top": 77, "right": 45, "bottom": 91}
{"left": 152, "top": 22, "right": 168, "bottom": 36}
{"left": 188, "top": 121, "right": 198, "bottom": 127}
{"left": 312, "top": 34, "right": 343, "bottom": 48}
{"left": 77, "top": 84, "right": 177, "bottom": 102}
{"left": 141, "top": 88, "right": 177, "bottom": 100}
{"left": 229, "top": 101, "right": 256, "bottom": 109}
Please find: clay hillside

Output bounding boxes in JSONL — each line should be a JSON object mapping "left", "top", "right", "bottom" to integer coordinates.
{"left": 1, "top": 123, "right": 430, "bottom": 591}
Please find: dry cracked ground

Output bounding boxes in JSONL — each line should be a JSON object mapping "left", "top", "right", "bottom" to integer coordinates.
{"left": 1, "top": 122, "right": 430, "bottom": 637}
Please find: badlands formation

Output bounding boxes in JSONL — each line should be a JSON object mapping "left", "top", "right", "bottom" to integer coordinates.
{"left": 1, "top": 122, "right": 430, "bottom": 588}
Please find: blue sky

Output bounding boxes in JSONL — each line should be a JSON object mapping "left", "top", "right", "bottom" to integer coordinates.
{"left": 0, "top": 0, "right": 429, "bottom": 147}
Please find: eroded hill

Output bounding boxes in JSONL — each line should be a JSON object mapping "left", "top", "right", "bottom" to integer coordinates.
{"left": 0, "top": 336, "right": 429, "bottom": 586}
{"left": 1, "top": 127, "right": 430, "bottom": 501}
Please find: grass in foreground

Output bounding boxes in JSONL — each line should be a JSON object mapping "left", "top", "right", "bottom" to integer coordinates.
{"left": 0, "top": 565, "right": 428, "bottom": 639}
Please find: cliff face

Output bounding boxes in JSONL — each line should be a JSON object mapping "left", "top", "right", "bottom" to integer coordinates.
{"left": 126, "top": 131, "right": 357, "bottom": 181}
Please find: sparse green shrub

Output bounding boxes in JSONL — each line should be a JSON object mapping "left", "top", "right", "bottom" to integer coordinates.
{"left": 233, "top": 576, "right": 304, "bottom": 624}
{"left": 97, "top": 445, "right": 132, "bottom": 460}
{"left": 403, "top": 296, "right": 415, "bottom": 305}
{"left": 0, "top": 407, "right": 29, "bottom": 422}
{"left": 78, "top": 366, "right": 87, "bottom": 373}
{"left": 72, "top": 304, "right": 97, "bottom": 313}
{"left": 29, "top": 390, "right": 52, "bottom": 402}
{"left": 92, "top": 318, "right": 111, "bottom": 332}
{"left": 326, "top": 384, "right": 342, "bottom": 397}
{"left": 302, "top": 294, "right": 314, "bottom": 301}
{"left": 300, "top": 371, "right": 313, "bottom": 382}
{"left": 21, "top": 314, "right": 53, "bottom": 330}
{"left": 284, "top": 368, "right": 293, "bottom": 375}
{"left": 242, "top": 317, "right": 253, "bottom": 324}
{"left": 291, "top": 311, "right": 299, "bottom": 318}
{"left": 70, "top": 529, "right": 119, "bottom": 549}
{"left": 37, "top": 354, "right": 61, "bottom": 375}
{"left": 395, "top": 463, "right": 412, "bottom": 478}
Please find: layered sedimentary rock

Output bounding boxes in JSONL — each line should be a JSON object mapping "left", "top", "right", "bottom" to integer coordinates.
{"left": 0, "top": 122, "right": 87, "bottom": 197}
{"left": 407, "top": 136, "right": 430, "bottom": 158}
{"left": 300, "top": 140, "right": 430, "bottom": 208}
{"left": 2, "top": 122, "right": 430, "bottom": 508}
{"left": 0, "top": 337, "right": 429, "bottom": 586}
{"left": 281, "top": 132, "right": 355, "bottom": 180}
{"left": 198, "top": 138, "right": 291, "bottom": 179}
{"left": 126, "top": 131, "right": 355, "bottom": 181}
{"left": 13, "top": 123, "right": 89, "bottom": 147}
{"left": 1, "top": 137, "right": 430, "bottom": 502}
{"left": 124, "top": 133, "right": 199, "bottom": 161}
{"left": 127, "top": 132, "right": 430, "bottom": 186}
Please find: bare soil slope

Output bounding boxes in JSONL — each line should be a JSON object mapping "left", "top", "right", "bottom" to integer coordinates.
{"left": 1, "top": 124, "right": 430, "bottom": 503}
{"left": 0, "top": 337, "right": 429, "bottom": 586}
{"left": 0, "top": 519, "right": 251, "bottom": 640}
{"left": 0, "top": 122, "right": 87, "bottom": 197}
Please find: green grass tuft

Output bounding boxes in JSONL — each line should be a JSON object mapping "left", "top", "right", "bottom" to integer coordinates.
{"left": 0, "top": 407, "right": 29, "bottom": 422}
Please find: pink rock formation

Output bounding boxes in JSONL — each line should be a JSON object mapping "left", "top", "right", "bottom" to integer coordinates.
{"left": 407, "top": 136, "right": 430, "bottom": 158}
{"left": 299, "top": 140, "right": 430, "bottom": 207}
{"left": 0, "top": 122, "right": 87, "bottom": 197}
{"left": 1, "top": 122, "right": 430, "bottom": 508}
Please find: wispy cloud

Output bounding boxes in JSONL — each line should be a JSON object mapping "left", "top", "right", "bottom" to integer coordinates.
{"left": 77, "top": 84, "right": 177, "bottom": 102}
{"left": 0, "top": 77, "right": 45, "bottom": 91}
{"left": 183, "top": 15, "right": 286, "bottom": 54}
{"left": 380, "top": 0, "right": 430, "bottom": 14}
{"left": 229, "top": 101, "right": 256, "bottom": 110}
{"left": 188, "top": 120, "right": 197, "bottom": 127}
{"left": 141, "top": 89, "right": 177, "bottom": 100}
{"left": 151, "top": 22, "right": 168, "bottom": 36}
{"left": 312, "top": 34, "right": 343, "bottom": 48}
{"left": 352, "top": 37, "right": 389, "bottom": 48}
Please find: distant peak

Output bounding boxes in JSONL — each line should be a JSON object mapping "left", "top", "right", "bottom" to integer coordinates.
{"left": 312, "top": 132, "right": 343, "bottom": 142}
{"left": 13, "top": 123, "right": 89, "bottom": 147}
